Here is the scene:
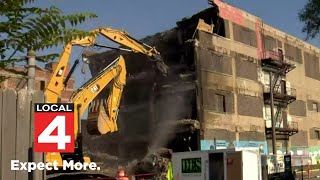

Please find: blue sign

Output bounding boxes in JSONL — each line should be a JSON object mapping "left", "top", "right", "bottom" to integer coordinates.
{"left": 200, "top": 140, "right": 268, "bottom": 154}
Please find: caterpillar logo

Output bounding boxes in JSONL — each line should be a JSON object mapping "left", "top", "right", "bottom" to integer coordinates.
{"left": 57, "top": 66, "right": 65, "bottom": 76}
{"left": 91, "top": 84, "right": 100, "bottom": 93}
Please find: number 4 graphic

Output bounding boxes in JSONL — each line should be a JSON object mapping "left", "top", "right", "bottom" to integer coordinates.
{"left": 38, "top": 116, "right": 71, "bottom": 150}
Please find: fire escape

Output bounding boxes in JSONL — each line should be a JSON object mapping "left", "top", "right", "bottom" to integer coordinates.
{"left": 261, "top": 49, "right": 299, "bottom": 154}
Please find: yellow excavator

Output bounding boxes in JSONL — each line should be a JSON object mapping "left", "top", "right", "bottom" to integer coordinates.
{"left": 44, "top": 27, "right": 168, "bottom": 168}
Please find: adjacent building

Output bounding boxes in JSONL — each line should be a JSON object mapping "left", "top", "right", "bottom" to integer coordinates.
{"left": 83, "top": 0, "right": 320, "bottom": 163}
{"left": 0, "top": 62, "right": 75, "bottom": 102}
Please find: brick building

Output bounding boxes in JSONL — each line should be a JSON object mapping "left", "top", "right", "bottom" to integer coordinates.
{"left": 0, "top": 62, "right": 75, "bottom": 102}
{"left": 82, "top": 0, "right": 320, "bottom": 163}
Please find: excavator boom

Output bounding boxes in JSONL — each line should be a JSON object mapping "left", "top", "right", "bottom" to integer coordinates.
{"left": 95, "top": 28, "right": 159, "bottom": 58}
{"left": 71, "top": 55, "right": 126, "bottom": 138}
{"left": 45, "top": 27, "right": 168, "bottom": 104}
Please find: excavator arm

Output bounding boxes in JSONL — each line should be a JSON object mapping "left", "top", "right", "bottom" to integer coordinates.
{"left": 45, "top": 27, "right": 168, "bottom": 104}
{"left": 71, "top": 55, "right": 126, "bottom": 139}
{"left": 46, "top": 55, "right": 126, "bottom": 167}
{"left": 94, "top": 28, "right": 160, "bottom": 59}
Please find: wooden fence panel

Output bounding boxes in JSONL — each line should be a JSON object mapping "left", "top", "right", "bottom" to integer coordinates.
{"left": 31, "top": 91, "right": 46, "bottom": 180}
{"left": 0, "top": 90, "right": 2, "bottom": 179}
{"left": 1, "top": 89, "right": 18, "bottom": 180}
{"left": 16, "top": 89, "right": 32, "bottom": 180}
{"left": 0, "top": 89, "right": 46, "bottom": 180}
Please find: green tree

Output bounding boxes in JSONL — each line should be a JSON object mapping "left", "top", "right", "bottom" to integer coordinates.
{"left": 0, "top": 0, "right": 97, "bottom": 78}
{"left": 299, "top": 0, "right": 320, "bottom": 40}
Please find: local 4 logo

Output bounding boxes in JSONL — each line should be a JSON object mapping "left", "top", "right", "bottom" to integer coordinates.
{"left": 34, "top": 103, "right": 75, "bottom": 152}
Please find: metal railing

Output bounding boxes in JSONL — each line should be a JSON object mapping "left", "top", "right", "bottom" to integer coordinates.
{"left": 286, "top": 87, "right": 297, "bottom": 97}
{"left": 263, "top": 84, "right": 297, "bottom": 97}
{"left": 287, "top": 121, "right": 298, "bottom": 130}
{"left": 261, "top": 50, "right": 295, "bottom": 63}
{"left": 265, "top": 119, "right": 298, "bottom": 130}
{"left": 265, "top": 119, "right": 284, "bottom": 128}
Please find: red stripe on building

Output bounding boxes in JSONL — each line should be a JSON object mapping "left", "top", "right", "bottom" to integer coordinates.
{"left": 214, "top": 0, "right": 244, "bottom": 26}
{"left": 255, "top": 19, "right": 263, "bottom": 60}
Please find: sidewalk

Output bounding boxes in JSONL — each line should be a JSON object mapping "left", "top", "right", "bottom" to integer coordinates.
{"left": 295, "top": 169, "right": 320, "bottom": 179}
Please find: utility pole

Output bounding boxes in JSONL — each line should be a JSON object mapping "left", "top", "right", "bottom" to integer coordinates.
{"left": 27, "top": 50, "right": 45, "bottom": 180}
{"left": 27, "top": 50, "right": 36, "bottom": 92}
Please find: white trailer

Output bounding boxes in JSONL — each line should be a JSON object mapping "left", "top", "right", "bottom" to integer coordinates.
{"left": 172, "top": 149, "right": 262, "bottom": 180}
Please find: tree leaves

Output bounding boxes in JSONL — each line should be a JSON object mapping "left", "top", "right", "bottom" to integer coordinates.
{"left": 299, "top": 0, "right": 320, "bottom": 40}
{"left": 37, "top": 54, "right": 60, "bottom": 62}
{"left": 0, "top": 0, "right": 97, "bottom": 73}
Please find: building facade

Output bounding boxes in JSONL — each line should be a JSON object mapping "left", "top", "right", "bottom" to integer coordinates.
{"left": 190, "top": 0, "right": 320, "bottom": 160}
{"left": 84, "top": 0, "right": 320, "bottom": 163}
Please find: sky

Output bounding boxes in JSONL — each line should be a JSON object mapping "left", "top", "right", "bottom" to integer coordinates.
{"left": 32, "top": 0, "right": 319, "bottom": 118}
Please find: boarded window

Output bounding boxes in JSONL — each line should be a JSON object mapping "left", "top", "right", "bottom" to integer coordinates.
{"left": 237, "top": 94, "right": 263, "bottom": 117}
{"left": 263, "top": 35, "right": 276, "bottom": 51}
{"left": 205, "top": 89, "right": 234, "bottom": 113}
{"left": 288, "top": 100, "right": 307, "bottom": 117}
{"left": 233, "top": 23, "right": 257, "bottom": 47}
{"left": 235, "top": 53, "right": 258, "bottom": 81}
{"left": 304, "top": 52, "right": 320, "bottom": 80}
{"left": 198, "top": 48, "right": 233, "bottom": 75}
{"left": 284, "top": 43, "right": 302, "bottom": 63}
{"left": 291, "top": 131, "right": 308, "bottom": 146}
